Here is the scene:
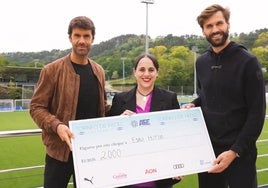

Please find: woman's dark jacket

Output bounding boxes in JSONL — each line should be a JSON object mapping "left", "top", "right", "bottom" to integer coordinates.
{"left": 110, "top": 86, "right": 180, "bottom": 115}
{"left": 110, "top": 86, "right": 180, "bottom": 188}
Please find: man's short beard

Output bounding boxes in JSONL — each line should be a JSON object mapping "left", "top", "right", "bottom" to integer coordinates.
{"left": 73, "top": 46, "right": 90, "bottom": 57}
{"left": 207, "top": 30, "right": 229, "bottom": 47}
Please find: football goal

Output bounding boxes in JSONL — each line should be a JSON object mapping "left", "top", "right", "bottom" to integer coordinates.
{"left": 0, "top": 99, "right": 14, "bottom": 112}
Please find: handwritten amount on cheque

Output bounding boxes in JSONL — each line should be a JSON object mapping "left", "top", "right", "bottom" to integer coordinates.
{"left": 79, "top": 134, "right": 165, "bottom": 163}
{"left": 79, "top": 130, "right": 203, "bottom": 163}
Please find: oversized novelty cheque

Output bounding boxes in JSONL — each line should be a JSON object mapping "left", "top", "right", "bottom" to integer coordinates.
{"left": 69, "top": 107, "right": 215, "bottom": 188}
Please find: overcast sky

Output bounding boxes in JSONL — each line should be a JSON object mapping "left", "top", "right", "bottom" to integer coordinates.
{"left": 0, "top": 0, "right": 267, "bottom": 53}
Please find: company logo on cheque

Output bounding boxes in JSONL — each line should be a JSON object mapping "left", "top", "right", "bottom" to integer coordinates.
{"left": 131, "top": 119, "right": 151, "bottom": 127}
{"left": 145, "top": 168, "right": 157, "bottom": 174}
{"left": 200, "top": 159, "right": 211, "bottom": 165}
{"left": 113, "top": 173, "right": 127, "bottom": 180}
{"left": 173, "top": 163, "right": 185, "bottom": 169}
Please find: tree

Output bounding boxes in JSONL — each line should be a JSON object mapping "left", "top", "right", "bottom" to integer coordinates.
{"left": 252, "top": 47, "right": 268, "bottom": 70}
{"left": 170, "top": 46, "right": 190, "bottom": 60}
{"left": 149, "top": 45, "right": 167, "bottom": 58}
{"left": 254, "top": 32, "right": 268, "bottom": 48}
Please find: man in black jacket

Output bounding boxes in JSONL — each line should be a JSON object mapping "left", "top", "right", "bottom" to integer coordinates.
{"left": 182, "top": 4, "right": 266, "bottom": 188}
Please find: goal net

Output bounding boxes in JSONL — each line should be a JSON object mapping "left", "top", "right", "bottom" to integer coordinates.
{"left": 14, "top": 99, "right": 31, "bottom": 111}
{"left": 0, "top": 99, "right": 14, "bottom": 112}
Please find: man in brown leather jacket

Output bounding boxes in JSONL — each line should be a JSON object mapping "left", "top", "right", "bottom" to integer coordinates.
{"left": 30, "top": 16, "right": 110, "bottom": 188}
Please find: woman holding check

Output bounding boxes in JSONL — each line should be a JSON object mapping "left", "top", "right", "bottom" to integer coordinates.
{"left": 110, "top": 53, "right": 182, "bottom": 188}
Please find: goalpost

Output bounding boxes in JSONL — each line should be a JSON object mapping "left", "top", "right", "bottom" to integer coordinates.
{"left": 0, "top": 99, "right": 14, "bottom": 112}
{"left": 14, "top": 99, "right": 31, "bottom": 111}
{"left": 0, "top": 99, "right": 32, "bottom": 112}
{"left": 13, "top": 84, "right": 35, "bottom": 111}
{"left": 0, "top": 84, "right": 35, "bottom": 112}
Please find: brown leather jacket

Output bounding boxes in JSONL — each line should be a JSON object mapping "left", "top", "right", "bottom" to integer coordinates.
{"left": 30, "top": 54, "right": 110, "bottom": 162}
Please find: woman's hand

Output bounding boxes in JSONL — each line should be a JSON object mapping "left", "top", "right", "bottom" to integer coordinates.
{"left": 121, "top": 110, "right": 136, "bottom": 116}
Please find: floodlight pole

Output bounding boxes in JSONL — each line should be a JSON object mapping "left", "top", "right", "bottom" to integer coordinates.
{"left": 141, "top": 0, "right": 154, "bottom": 54}
{"left": 121, "top": 57, "right": 126, "bottom": 84}
{"left": 191, "top": 46, "right": 198, "bottom": 97}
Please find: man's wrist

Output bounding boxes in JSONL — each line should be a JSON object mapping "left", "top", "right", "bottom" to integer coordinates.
{"left": 230, "top": 150, "right": 240, "bottom": 158}
{"left": 56, "top": 122, "right": 64, "bottom": 133}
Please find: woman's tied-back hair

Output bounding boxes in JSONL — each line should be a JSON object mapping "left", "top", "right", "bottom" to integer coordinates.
{"left": 68, "top": 16, "right": 95, "bottom": 39}
{"left": 197, "top": 4, "right": 230, "bottom": 29}
{"left": 133, "top": 53, "right": 159, "bottom": 71}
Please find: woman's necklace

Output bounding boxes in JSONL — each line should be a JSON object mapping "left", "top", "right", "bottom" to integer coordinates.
{"left": 137, "top": 90, "right": 151, "bottom": 101}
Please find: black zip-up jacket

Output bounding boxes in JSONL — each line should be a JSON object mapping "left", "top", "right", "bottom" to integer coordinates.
{"left": 192, "top": 41, "right": 266, "bottom": 157}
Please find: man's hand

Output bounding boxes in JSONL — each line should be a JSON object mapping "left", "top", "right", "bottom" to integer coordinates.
{"left": 208, "top": 150, "right": 237, "bottom": 173}
{"left": 57, "top": 123, "right": 74, "bottom": 151}
{"left": 181, "top": 103, "right": 195, "bottom": 109}
{"left": 173, "top": 176, "right": 184, "bottom": 180}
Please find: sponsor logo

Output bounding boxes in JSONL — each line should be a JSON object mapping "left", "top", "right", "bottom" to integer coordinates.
{"left": 173, "top": 163, "right": 184, "bottom": 169}
{"left": 200, "top": 160, "right": 211, "bottom": 165}
{"left": 84, "top": 177, "right": 94, "bottom": 185}
{"left": 113, "top": 173, "right": 127, "bottom": 180}
{"left": 139, "top": 119, "right": 150, "bottom": 126}
{"left": 131, "top": 120, "right": 138, "bottom": 127}
{"left": 145, "top": 168, "right": 157, "bottom": 174}
{"left": 131, "top": 119, "right": 151, "bottom": 128}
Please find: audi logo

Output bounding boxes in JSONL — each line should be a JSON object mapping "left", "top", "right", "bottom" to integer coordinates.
{"left": 173, "top": 163, "right": 184, "bottom": 169}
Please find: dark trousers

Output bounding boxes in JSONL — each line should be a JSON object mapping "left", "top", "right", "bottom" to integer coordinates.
{"left": 120, "top": 185, "right": 172, "bottom": 188}
{"left": 198, "top": 147, "right": 258, "bottom": 188}
{"left": 120, "top": 179, "right": 177, "bottom": 188}
{"left": 44, "top": 153, "right": 76, "bottom": 188}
